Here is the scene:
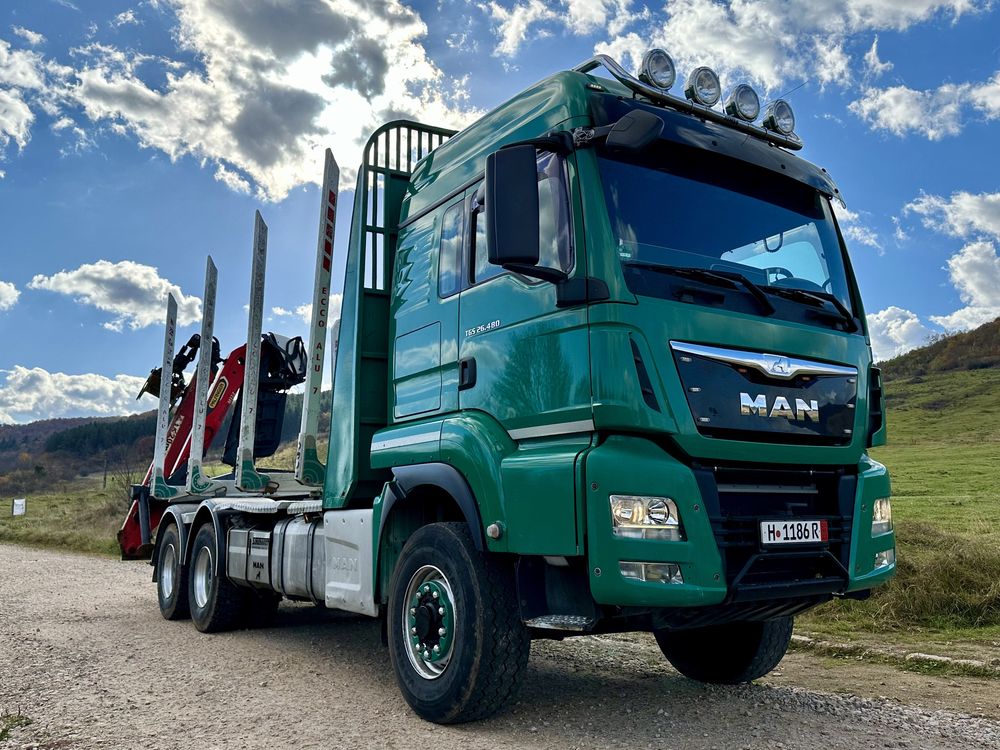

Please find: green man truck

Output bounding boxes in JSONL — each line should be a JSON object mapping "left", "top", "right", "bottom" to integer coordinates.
{"left": 120, "top": 49, "right": 896, "bottom": 724}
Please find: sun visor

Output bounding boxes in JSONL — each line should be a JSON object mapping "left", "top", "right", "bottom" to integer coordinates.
{"left": 590, "top": 94, "right": 843, "bottom": 201}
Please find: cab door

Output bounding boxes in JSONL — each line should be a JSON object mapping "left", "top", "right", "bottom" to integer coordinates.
{"left": 391, "top": 198, "right": 463, "bottom": 422}
{"left": 456, "top": 151, "right": 591, "bottom": 554}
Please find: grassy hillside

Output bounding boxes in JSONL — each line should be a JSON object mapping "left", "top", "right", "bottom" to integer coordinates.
{"left": 802, "top": 354, "right": 1000, "bottom": 637}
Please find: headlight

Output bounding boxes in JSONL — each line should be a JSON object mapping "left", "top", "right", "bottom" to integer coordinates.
{"left": 638, "top": 48, "right": 676, "bottom": 90}
{"left": 684, "top": 66, "right": 721, "bottom": 107}
{"left": 620, "top": 561, "right": 684, "bottom": 584}
{"left": 724, "top": 83, "right": 760, "bottom": 121}
{"left": 874, "top": 549, "right": 895, "bottom": 570}
{"left": 762, "top": 99, "right": 795, "bottom": 135}
{"left": 872, "top": 497, "right": 892, "bottom": 535}
{"left": 610, "top": 495, "right": 683, "bottom": 540}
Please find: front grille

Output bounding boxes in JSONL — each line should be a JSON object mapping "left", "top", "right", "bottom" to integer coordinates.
{"left": 693, "top": 463, "right": 856, "bottom": 602}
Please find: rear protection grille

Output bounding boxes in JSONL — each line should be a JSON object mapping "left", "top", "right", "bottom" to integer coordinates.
{"left": 694, "top": 463, "right": 856, "bottom": 602}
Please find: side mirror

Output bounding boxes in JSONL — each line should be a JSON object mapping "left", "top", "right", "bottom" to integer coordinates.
{"left": 484, "top": 145, "right": 540, "bottom": 267}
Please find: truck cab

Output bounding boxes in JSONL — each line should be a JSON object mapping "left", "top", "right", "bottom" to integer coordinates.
{"left": 141, "top": 50, "right": 895, "bottom": 725}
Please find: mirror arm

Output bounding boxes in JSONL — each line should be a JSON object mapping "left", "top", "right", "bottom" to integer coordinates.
{"left": 501, "top": 263, "right": 567, "bottom": 284}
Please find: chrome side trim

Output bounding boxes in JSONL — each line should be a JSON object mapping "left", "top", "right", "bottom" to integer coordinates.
{"left": 573, "top": 54, "right": 803, "bottom": 151}
{"left": 508, "top": 419, "right": 595, "bottom": 441}
{"left": 670, "top": 341, "right": 856, "bottom": 380}
{"left": 371, "top": 429, "right": 441, "bottom": 452}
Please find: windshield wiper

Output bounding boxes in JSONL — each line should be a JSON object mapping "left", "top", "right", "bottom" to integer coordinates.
{"left": 762, "top": 286, "right": 859, "bottom": 332}
{"left": 624, "top": 262, "right": 775, "bottom": 315}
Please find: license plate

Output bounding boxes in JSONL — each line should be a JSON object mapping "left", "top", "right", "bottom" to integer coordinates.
{"left": 759, "top": 519, "right": 828, "bottom": 545}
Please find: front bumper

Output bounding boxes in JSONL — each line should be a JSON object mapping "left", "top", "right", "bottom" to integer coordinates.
{"left": 586, "top": 436, "right": 895, "bottom": 608}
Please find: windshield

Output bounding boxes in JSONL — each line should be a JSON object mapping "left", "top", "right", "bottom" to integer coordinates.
{"left": 598, "top": 154, "right": 855, "bottom": 315}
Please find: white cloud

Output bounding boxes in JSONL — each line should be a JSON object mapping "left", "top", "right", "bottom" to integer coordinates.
{"left": 494, "top": 0, "right": 984, "bottom": 91}
{"left": 59, "top": 0, "right": 476, "bottom": 199}
{"left": 489, "top": 0, "right": 557, "bottom": 56}
{"left": 27, "top": 260, "right": 201, "bottom": 331}
{"left": 0, "top": 366, "right": 147, "bottom": 423}
{"left": 850, "top": 71, "right": 1000, "bottom": 139}
{"left": 862, "top": 35, "right": 892, "bottom": 78}
{"left": 111, "top": 9, "right": 140, "bottom": 28}
{"left": 0, "top": 1, "right": 479, "bottom": 200}
{"left": 866, "top": 305, "right": 935, "bottom": 361}
{"left": 272, "top": 295, "right": 342, "bottom": 327}
{"left": 0, "top": 280, "right": 19, "bottom": 311}
{"left": 900, "top": 190, "right": 1000, "bottom": 331}
{"left": 928, "top": 241, "right": 1000, "bottom": 331}
{"left": 904, "top": 191, "right": 1000, "bottom": 240}
{"left": 833, "top": 203, "right": 882, "bottom": 252}
{"left": 11, "top": 26, "right": 46, "bottom": 47}
{"left": 213, "top": 162, "right": 251, "bottom": 194}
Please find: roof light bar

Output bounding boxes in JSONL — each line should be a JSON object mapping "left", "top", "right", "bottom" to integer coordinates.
{"left": 572, "top": 53, "right": 803, "bottom": 150}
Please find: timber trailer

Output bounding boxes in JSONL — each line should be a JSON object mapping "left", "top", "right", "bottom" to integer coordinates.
{"left": 120, "top": 50, "right": 896, "bottom": 723}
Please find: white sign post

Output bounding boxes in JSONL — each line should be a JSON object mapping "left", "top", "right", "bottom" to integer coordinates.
{"left": 11, "top": 498, "right": 26, "bottom": 516}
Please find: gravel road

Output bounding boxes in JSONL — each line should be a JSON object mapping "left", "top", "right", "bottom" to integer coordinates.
{"left": 2, "top": 543, "right": 999, "bottom": 750}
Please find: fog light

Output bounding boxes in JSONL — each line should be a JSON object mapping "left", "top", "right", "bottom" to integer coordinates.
{"left": 872, "top": 497, "right": 892, "bottom": 535}
{"left": 874, "top": 548, "right": 895, "bottom": 570}
{"left": 724, "top": 83, "right": 760, "bottom": 121}
{"left": 620, "top": 561, "right": 684, "bottom": 584}
{"left": 638, "top": 48, "right": 676, "bottom": 90}
{"left": 762, "top": 99, "right": 795, "bottom": 135}
{"left": 610, "top": 495, "right": 683, "bottom": 540}
{"left": 684, "top": 66, "right": 721, "bottom": 107}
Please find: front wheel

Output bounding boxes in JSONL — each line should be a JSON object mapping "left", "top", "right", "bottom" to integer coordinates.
{"left": 654, "top": 616, "right": 793, "bottom": 684}
{"left": 387, "top": 523, "right": 530, "bottom": 724}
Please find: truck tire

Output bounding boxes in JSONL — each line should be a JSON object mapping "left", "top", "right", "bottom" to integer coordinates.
{"left": 654, "top": 616, "right": 793, "bottom": 684}
{"left": 156, "top": 522, "right": 189, "bottom": 620}
{"left": 387, "top": 522, "right": 530, "bottom": 724}
{"left": 188, "top": 522, "right": 248, "bottom": 633}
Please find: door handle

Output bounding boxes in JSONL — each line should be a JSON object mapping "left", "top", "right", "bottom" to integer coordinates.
{"left": 459, "top": 357, "right": 477, "bottom": 391}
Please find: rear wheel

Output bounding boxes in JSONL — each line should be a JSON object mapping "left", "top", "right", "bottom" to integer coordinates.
{"left": 156, "top": 523, "right": 189, "bottom": 620}
{"left": 387, "top": 523, "right": 530, "bottom": 724}
{"left": 654, "top": 616, "right": 793, "bottom": 684}
{"left": 188, "top": 522, "right": 248, "bottom": 633}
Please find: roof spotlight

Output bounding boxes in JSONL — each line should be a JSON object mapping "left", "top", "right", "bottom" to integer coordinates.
{"left": 684, "top": 66, "right": 722, "bottom": 107}
{"left": 724, "top": 84, "right": 760, "bottom": 122}
{"left": 638, "top": 48, "right": 676, "bottom": 90}
{"left": 762, "top": 99, "right": 796, "bottom": 135}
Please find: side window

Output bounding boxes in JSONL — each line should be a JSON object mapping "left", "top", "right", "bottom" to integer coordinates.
{"left": 469, "top": 151, "right": 574, "bottom": 286}
{"left": 438, "top": 200, "right": 464, "bottom": 297}
{"left": 471, "top": 192, "right": 504, "bottom": 284}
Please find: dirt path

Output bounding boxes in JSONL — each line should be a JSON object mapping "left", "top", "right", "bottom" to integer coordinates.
{"left": 2, "top": 544, "right": 998, "bottom": 750}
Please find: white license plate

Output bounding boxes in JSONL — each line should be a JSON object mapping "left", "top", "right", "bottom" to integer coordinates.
{"left": 759, "top": 519, "right": 829, "bottom": 545}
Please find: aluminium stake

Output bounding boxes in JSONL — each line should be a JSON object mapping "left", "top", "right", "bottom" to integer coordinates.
{"left": 187, "top": 256, "right": 224, "bottom": 496}
{"left": 151, "top": 293, "right": 179, "bottom": 499}
{"left": 236, "top": 211, "right": 270, "bottom": 492}
{"left": 295, "top": 149, "right": 340, "bottom": 485}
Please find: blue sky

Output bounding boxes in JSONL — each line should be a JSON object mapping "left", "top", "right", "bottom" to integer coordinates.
{"left": 0, "top": 0, "right": 999, "bottom": 423}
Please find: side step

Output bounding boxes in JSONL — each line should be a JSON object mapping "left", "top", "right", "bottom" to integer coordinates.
{"left": 524, "top": 615, "right": 597, "bottom": 632}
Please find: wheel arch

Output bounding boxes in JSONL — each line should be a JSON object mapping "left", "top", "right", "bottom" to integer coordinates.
{"left": 149, "top": 503, "right": 200, "bottom": 582}
{"left": 184, "top": 502, "right": 227, "bottom": 576}
{"left": 374, "top": 463, "right": 486, "bottom": 603}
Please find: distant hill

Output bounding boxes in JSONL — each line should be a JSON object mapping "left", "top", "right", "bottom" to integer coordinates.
{"left": 880, "top": 318, "right": 1000, "bottom": 380}
{"left": 0, "top": 416, "right": 108, "bottom": 456}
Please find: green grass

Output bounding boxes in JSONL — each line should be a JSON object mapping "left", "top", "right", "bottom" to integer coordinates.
{"left": 0, "top": 711, "right": 33, "bottom": 741}
{"left": 0, "top": 476, "right": 124, "bottom": 556}
{"left": 800, "top": 369, "right": 1000, "bottom": 637}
